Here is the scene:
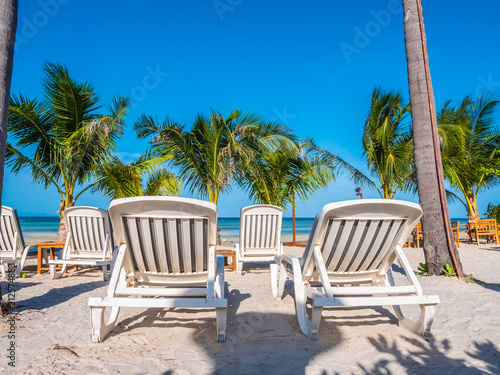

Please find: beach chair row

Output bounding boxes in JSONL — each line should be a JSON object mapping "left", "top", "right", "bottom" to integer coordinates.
{"left": 0, "top": 198, "right": 439, "bottom": 343}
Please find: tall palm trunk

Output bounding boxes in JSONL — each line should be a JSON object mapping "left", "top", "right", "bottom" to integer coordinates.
{"left": 0, "top": 0, "right": 18, "bottom": 306}
{"left": 403, "top": 0, "right": 463, "bottom": 277}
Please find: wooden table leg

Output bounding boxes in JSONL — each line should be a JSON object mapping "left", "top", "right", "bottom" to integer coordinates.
{"left": 37, "top": 246, "right": 42, "bottom": 274}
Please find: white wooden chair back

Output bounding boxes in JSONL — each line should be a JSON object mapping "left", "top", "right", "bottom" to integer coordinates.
{"left": 109, "top": 197, "right": 217, "bottom": 285}
{"left": 240, "top": 205, "right": 282, "bottom": 257}
{"left": 0, "top": 206, "right": 25, "bottom": 258}
{"left": 301, "top": 199, "right": 422, "bottom": 283}
{"left": 65, "top": 206, "right": 113, "bottom": 258}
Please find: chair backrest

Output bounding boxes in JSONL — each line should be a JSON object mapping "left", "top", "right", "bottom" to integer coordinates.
{"left": 109, "top": 197, "right": 217, "bottom": 284}
{"left": 301, "top": 199, "right": 422, "bottom": 282}
{"left": 65, "top": 206, "right": 112, "bottom": 255}
{"left": 475, "top": 219, "right": 497, "bottom": 234}
{"left": 240, "top": 205, "right": 282, "bottom": 254}
{"left": 0, "top": 206, "right": 25, "bottom": 255}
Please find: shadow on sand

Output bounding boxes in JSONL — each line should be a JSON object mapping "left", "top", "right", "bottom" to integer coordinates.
{"left": 15, "top": 280, "right": 104, "bottom": 312}
{"left": 351, "top": 335, "right": 500, "bottom": 375}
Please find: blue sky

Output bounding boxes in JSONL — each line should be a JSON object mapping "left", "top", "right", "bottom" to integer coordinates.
{"left": 4, "top": 0, "right": 500, "bottom": 217}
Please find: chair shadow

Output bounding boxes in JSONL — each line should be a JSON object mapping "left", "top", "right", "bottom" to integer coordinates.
{"left": 353, "top": 334, "right": 500, "bottom": 374}
{"left": 15, "top": 280, "right": 105, "bottom": 312}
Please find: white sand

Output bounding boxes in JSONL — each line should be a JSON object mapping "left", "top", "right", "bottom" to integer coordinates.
{"left": 1, "top": 241, "right": 499, "bottom": 374}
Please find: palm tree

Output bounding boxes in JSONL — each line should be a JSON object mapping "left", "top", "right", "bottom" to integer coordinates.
{"left": 361, "top": 87, "right": 414, "bottom": 198}
{"left": 403, "top": 0, "right": 463, "bottom": 277}
{"left": 92, "top": 154, "right": 182, "bottom": 199}
{"left": 6, "top": 62, "right": 130, "bottom": 240}
{"left": 0, "top": 0, "right": 18, "bottom": 311}
{"left": 239, "top": 139, "right": 335, "bottom": 244}
{"left": 135, "top": 109, "right": 297, "bottom": 205}
{"left": 439, "top": 95, "right": 500, "bottom": 222}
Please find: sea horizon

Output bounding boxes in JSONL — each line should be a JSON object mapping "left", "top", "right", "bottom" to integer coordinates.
{"left": 18, "top": 216, "right": 471, "bottom": 239}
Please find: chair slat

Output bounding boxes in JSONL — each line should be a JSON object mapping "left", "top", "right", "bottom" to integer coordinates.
{"left": 167, "top": 219, "right": 181, "bottom": 274}
{"left": 194, "top": 219, "right": 204, "bottom": 272}
{"left": 154, "top": 218, "right": 169, "bottom": 273}
{"left": 358, "top": 220, "right": 392, "bottom": 271}
{"left": 368, "top": 219, "right": 406, "bottom": 270}
{"left": 325, "top": 220, "right": 355, "bottom": 273}
{"left": 181, "top": 219, "right": 192, "bottom": 273}
{"left": 320, "top": 220, "right": 342, "bottom": 267}
{"left": 88, "top": 217, "right": 98, "bottom": 250}
{"left": 335, "top": 220, "right": 368, "bottom": 272}
{"left": 125, "top": 217, "right": 147, "bottom": 272}
{"left": 140, "top": 217, "right": 158, "bottom": 273}
{"left": 348, "top": 220, "right": 379, "bottom": 272}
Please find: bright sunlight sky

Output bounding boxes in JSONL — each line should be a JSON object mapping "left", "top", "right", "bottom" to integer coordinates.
{"left": 4, "top": 0, "right": 500, "bottom": 217}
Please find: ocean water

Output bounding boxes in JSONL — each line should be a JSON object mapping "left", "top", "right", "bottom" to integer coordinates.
{"left": 18, "top": 216, "right": 469, "bottom": 240}
{"left": 18, "top": 216, "right": 315, "bottom": 239}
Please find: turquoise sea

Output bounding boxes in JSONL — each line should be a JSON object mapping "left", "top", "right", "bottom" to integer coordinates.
{"left": 19, "top": 216, "right": 469, "bottom": 240}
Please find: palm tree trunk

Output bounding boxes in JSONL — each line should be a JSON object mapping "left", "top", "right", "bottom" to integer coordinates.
{"left": 403, "top": 0, "right": 463, "bottom": 277}
{"left": 0, "top": 0, "right": 18, "bottom": 304}
{"left": 0, "top": 0, "right": 17, "bottom": 216}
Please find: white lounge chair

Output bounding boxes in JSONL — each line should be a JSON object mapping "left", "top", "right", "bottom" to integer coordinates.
{"left": 88, "top": 197, "right": 227, "bottom": 343}
{"left": 236, "top": 204, "right": 283, "bottom": 274}
{"left": 0, "top": 206, "right": 39, "bottom": 279}
{"left": 271, "top": 199, "right": 440, "bottom": 340}
{"left": 49, "top": 206, "right": 114, "bottom": 281}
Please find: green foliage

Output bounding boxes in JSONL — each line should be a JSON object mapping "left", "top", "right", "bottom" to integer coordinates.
{"left": 417, "top": 262, "right": 429, "bottom": 276}
{"left": 239, "top": 139, "right": 334, "bottom": 208}
{"left": 443, "top": 263, "right": 457, "bottom": 277}
{"left": 361, "top": 87, "right": 414, "bottom": 198}
{"left": 438, "top": 95, "right": 500, "bottom": 220}
{"left": 7, "top": 62, "right": 130, "bottom": 214}
{"left": 135, "top": 109, "right": 298, "bottom": 204}
{"left": 92, "top": 154, "right": 182, "bottom": 199}
{"left": 484, "top": 202, "right": 500, "bottom": 223}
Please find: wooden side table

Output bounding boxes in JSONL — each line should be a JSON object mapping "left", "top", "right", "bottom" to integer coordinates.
{"left": 36, "top": 241, "right": 65, "bottom": 274}
{"left": 216, "top": 250, "right": 236, "bottom": 272}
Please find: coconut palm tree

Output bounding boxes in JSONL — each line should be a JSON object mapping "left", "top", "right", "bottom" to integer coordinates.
{"left": 361, "top": 87, "right": 414, "bottom": 198}
{"left": 134, "top": 109, "right": 298, "bottom": 205}
{"left": 403, "top": 0, "right": 463, "bottom": 277}
{"left": 92, "top": 154, "right": 182, "bottom": 199}
{"left": 439, "top": 95, "right": 500, "bottom": 221}
{"left": 6, "top": 62, "right": 130, "bottom": 240}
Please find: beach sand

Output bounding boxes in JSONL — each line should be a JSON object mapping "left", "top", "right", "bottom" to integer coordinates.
{"left": 1, "top": 241, "right": 499, "bottom": 374}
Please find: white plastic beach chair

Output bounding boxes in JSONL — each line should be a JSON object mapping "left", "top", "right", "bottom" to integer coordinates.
{"left": 88, "top": 197, "right": 228, "bottom": 343}
{"left": 236, "top": 204, "right": 283, "bottom": 275}
{"left": 49, "top": 206, "right": 114, "bottom": 281}
{"left": 271, "top": 199, "right": 440, "bottom": 340}
{"left": 0, "top": 206, "right": 39, "bottom": 279}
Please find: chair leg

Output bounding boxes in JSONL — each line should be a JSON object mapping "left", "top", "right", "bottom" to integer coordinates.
{"left": 50, "top": 264, "right": 64, "bottom": 279}
{"left": 216, "top": 307, "right": 227, "bottom": 343}
{"left": 271, "top": 261, "right": 287, "bottom": 300}
{"left": 309, "top": 306, "right": 323, "bottom": 341}
{"left": 89, "top": 304, "right": 120, "bottom": 343}
{"left": 393, "top": 304, "right": 435, "bottom": 337}
{"left": 102, "top": 265, "right": 108, "bottom": 281}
